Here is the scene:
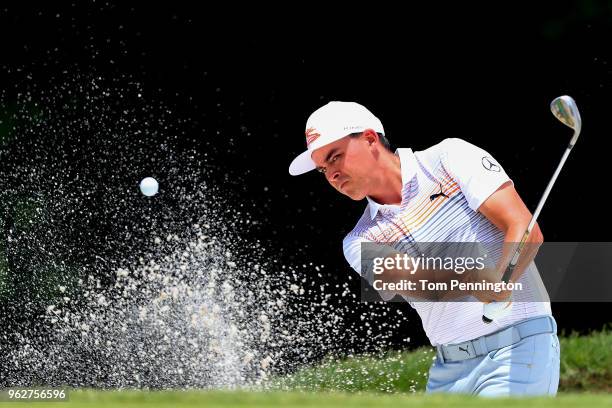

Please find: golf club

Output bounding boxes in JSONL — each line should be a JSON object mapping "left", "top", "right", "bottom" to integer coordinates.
{"left": 482, "top": 95, "right": 582, "bottom": 323}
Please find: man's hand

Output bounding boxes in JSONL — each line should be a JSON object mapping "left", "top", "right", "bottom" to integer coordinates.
{"left": 467, "top": 266, "right": 513, "bottom": 303}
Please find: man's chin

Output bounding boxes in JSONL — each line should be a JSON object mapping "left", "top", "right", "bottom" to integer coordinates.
{"left": 344, "top": 190, "right": 366, "bottom": 201}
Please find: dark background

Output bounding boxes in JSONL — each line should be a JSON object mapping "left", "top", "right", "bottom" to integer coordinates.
{"left": 1, "top": 1, "right": 611, "bottom": 355}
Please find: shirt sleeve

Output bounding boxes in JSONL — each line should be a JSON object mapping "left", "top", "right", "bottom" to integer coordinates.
{"left": 440, "top": 138, "right": 513, "bottom": 211}
{"left": 342, "top": 234, "right": 396, "bottom": 301}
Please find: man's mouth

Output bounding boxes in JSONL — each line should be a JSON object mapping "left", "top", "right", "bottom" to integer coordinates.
{"left": 339, "top": 180, "right": 349, "bottom": 190}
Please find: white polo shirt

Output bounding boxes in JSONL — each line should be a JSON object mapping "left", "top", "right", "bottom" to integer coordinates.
{"left": 343, "top": 138, "right": 551, "bottom": 346}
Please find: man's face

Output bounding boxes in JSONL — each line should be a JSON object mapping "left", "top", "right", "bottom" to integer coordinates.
{"left": 310, "top": 131, "right": 380, "bottom": 200}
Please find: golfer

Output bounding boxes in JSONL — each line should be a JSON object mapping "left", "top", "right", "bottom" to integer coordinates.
{"left": 289, "top": 101, "right": 560, "bottom": 396}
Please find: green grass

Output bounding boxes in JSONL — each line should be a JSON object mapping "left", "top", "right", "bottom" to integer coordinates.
{"left": 1, "top": 390, "right": 612, "bottom": 408}
{"left": 2, "top": 391, "right": 612, "bottom": 408}
{"left": 559, "top": 329, "right": 612, "bottom": 391}
{"left": 272, "top": 328, "right": 612, "bottom": 393}
{"left": 271, "top": 347, "right": 435, "bottom": 393}
{"left": 1, "top": 329, "right": 609, "bottom": 407}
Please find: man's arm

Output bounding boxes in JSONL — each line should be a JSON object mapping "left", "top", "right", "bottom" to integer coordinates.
{"left": 477, "top": 180, "right": 544, "bottom": 288}
{"left": 371, "top": 253, "right": 477, "bottom": 300}
{"left": 344, "top": 236, "right": 483, "bottom": 301}
{"left": 436, "top": 138, "right": 543, "bottom": 301}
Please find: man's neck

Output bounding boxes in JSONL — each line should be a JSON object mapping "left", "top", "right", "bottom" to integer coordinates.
{"left": 367, "top": 151, "right": 403, "bottom": 205}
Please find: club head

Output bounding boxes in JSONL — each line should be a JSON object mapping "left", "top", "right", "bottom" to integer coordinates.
{"left": 550, "top": 95, "right": 582, "bottom": 145}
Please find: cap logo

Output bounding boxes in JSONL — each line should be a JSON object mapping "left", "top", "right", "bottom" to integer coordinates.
{"left": 305, "top": 127, "right": 321, "bottom": 146}
{"left": 344, "top": 125, "right": 363, "bottom": 131}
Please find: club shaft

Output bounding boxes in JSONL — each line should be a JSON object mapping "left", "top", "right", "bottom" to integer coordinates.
{"left": 500, "top": 139, "right": 575, "bottom": 283}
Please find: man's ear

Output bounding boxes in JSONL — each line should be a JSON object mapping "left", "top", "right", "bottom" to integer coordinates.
{"left": 362, "top": 129, "right": 379, "bottom": 146}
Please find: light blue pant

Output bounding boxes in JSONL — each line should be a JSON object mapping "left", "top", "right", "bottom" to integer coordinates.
{"left": 426, "top": 318, "right": 561, "bottom": 396}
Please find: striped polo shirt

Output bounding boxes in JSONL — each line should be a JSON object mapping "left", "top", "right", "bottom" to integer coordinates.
{"left": 343, "top": 138, "right": 551, "bottom": 346}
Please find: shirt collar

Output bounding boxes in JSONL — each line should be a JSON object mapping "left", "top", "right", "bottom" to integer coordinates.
{"left": 366, "top": 148, "right": 418, "bottom": 220}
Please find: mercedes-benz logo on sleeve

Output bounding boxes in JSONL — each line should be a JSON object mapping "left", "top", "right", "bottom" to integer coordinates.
{"left": 481, "top": 156, "right": 501, "bottom": 172}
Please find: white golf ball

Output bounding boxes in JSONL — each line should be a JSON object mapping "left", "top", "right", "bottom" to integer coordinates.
{"left": 139, "top": 177, "right": 159, "bottom": 196}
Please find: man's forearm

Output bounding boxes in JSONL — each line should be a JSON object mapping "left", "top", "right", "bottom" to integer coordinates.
{"left": 497, "top": 223, "right": 544, "bottom": 284}
{"left": 373, "top": 256, "right": 482, "bottom": 300}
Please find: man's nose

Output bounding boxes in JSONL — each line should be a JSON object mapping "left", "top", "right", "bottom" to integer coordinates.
{"left": 327, "top": 170, "right": 341, "bottom": 183}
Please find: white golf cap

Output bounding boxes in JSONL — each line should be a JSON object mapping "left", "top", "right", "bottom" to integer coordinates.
{"left": 288, "top": 101, "right": 385, "bottom": 176}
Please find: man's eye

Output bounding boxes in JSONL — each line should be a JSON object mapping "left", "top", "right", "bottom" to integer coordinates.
{"left": 331, "top": 154, "right": 341, "bottom": 162}
{"left": 317, "top": 167, "right": 327, "bottom": 174}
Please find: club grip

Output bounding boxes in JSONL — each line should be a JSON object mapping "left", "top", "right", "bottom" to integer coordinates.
{"left": 500, "top": 262, "right": 517, "bottom": 284}
{"left": 482, "top": 262, "right": 516, "bottom": 323}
